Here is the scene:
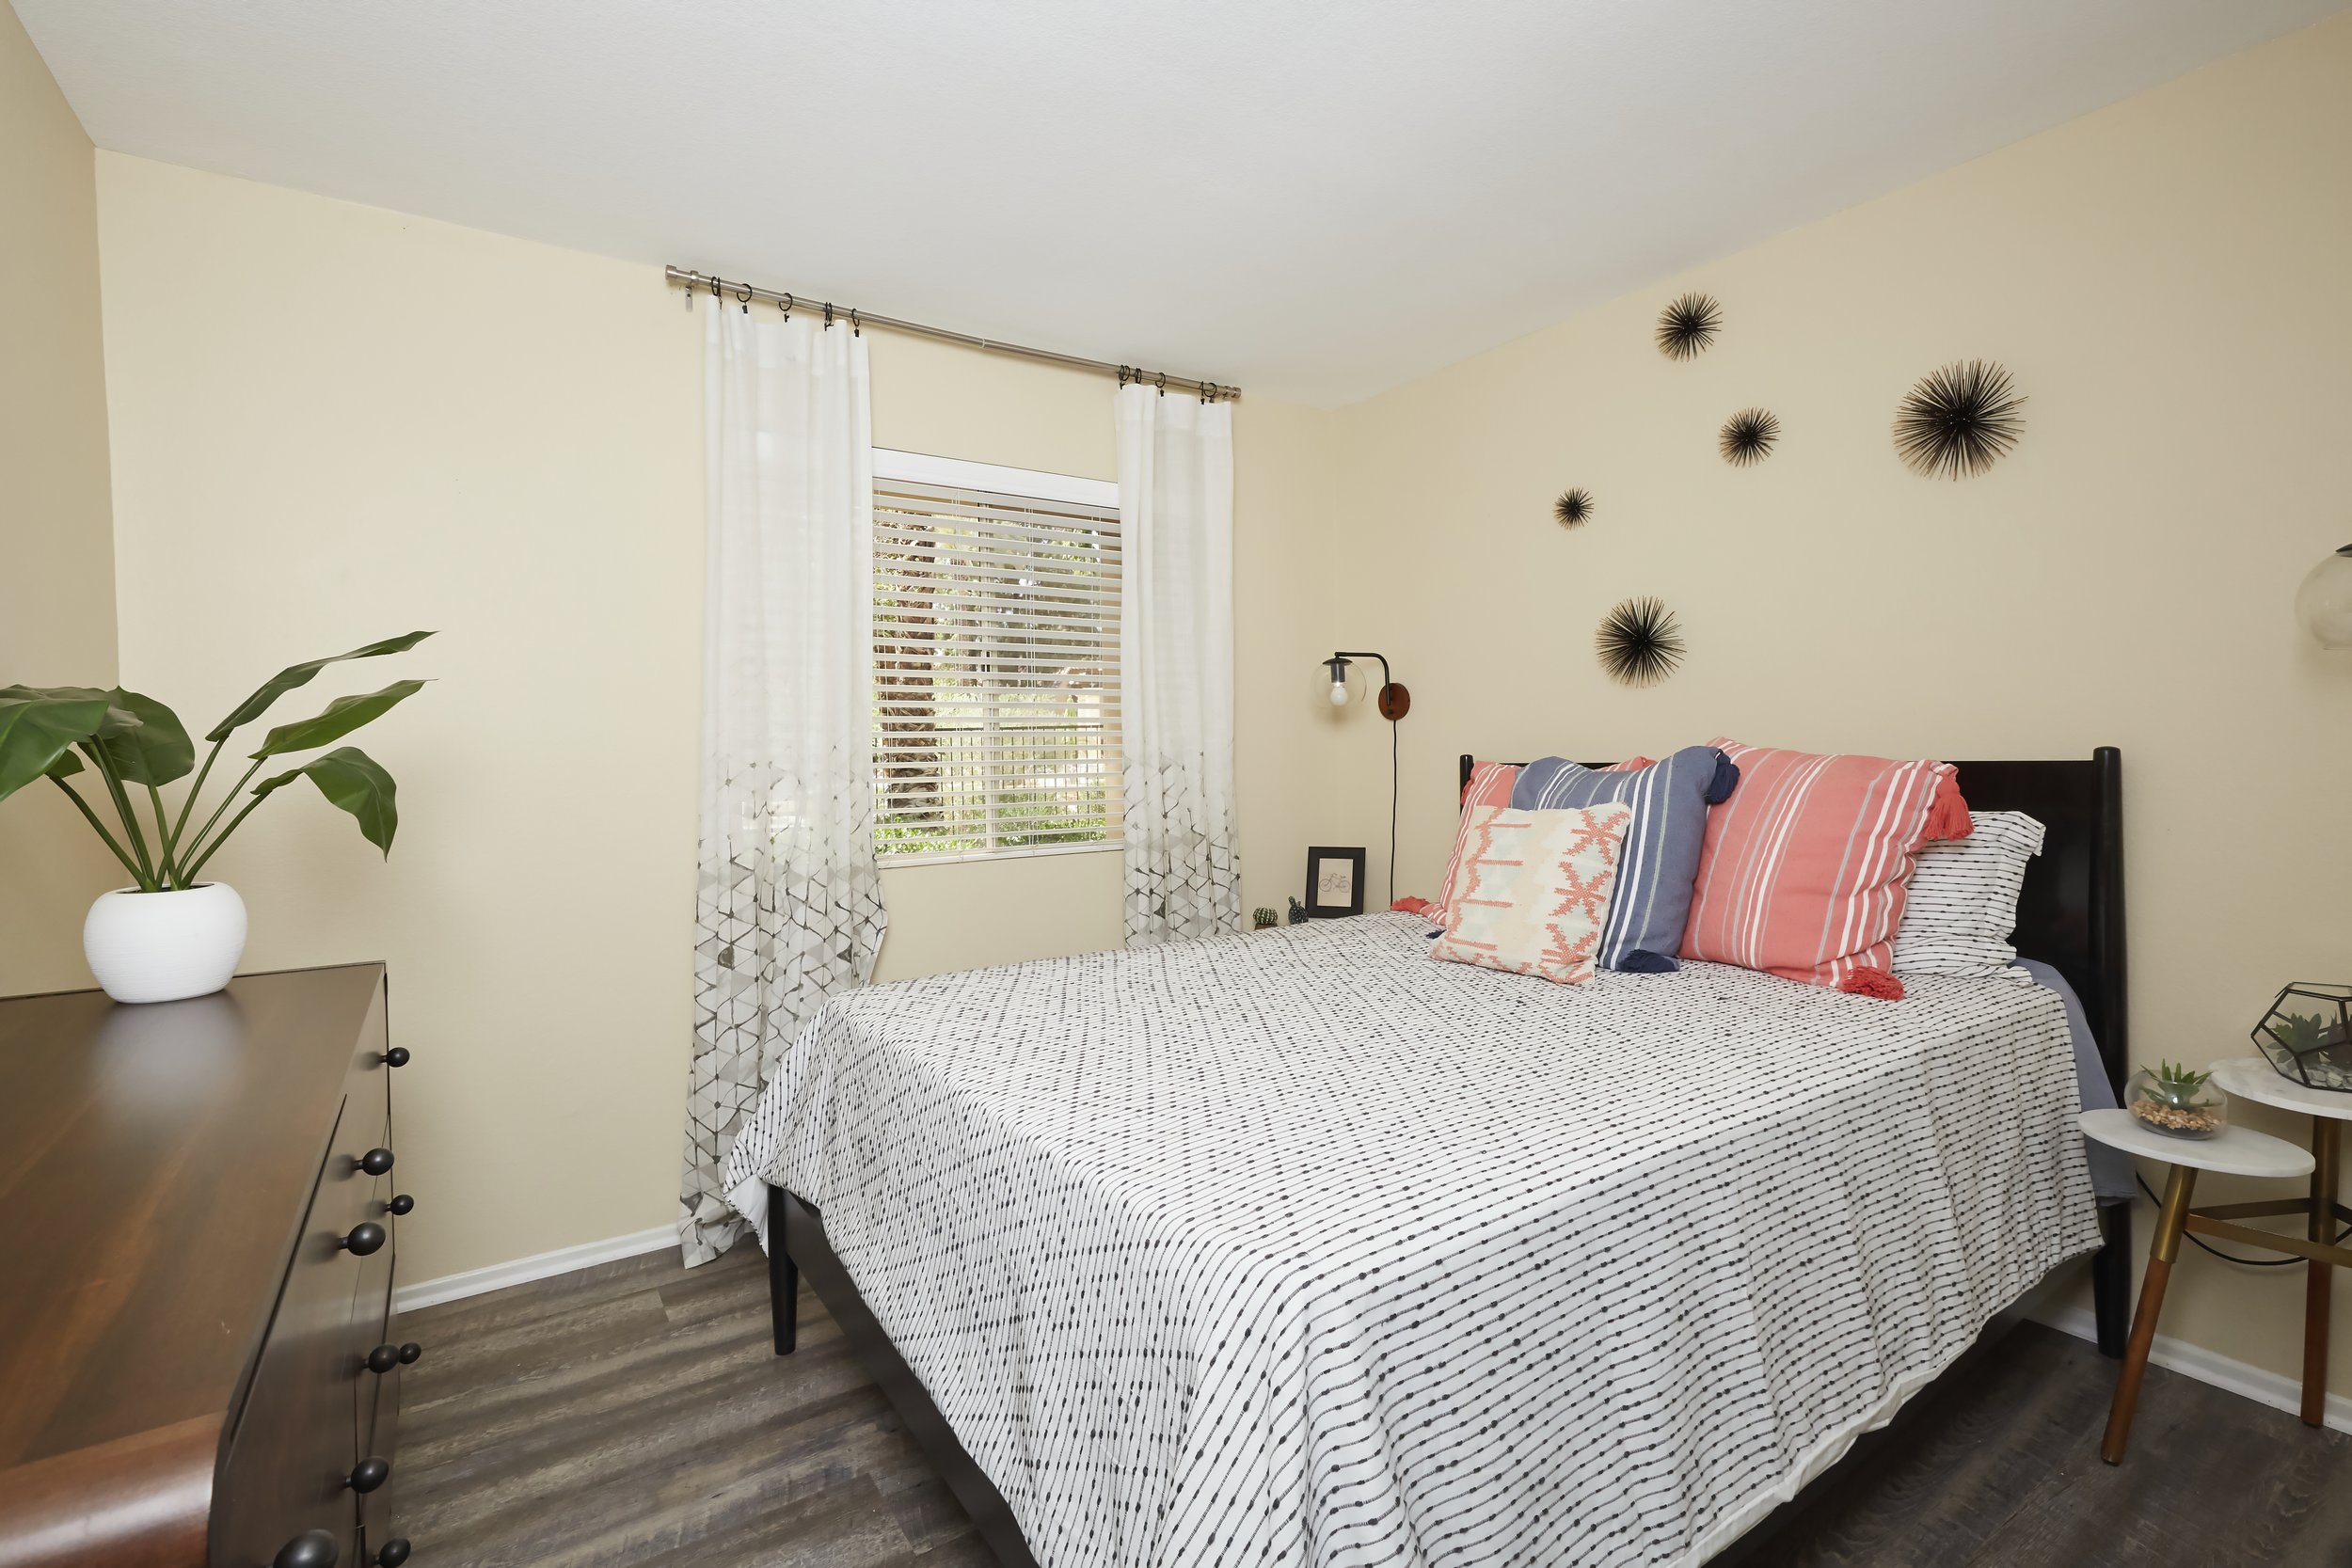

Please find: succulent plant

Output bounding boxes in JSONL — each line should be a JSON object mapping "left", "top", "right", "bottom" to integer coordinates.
{"left": 1252, "top": 906, "right": 1278, "bottom": 929}
{"left": 2268, "top": 1011, "right": 2329, "bottom": 1054}
{"left": 2141, "top": 1060, "right": 2214, "bottom": 1109}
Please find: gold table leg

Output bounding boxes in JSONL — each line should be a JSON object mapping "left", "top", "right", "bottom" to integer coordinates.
{"left": 2306, "top": 1119, "right": 2340, "bottom": 1429}
{"left": 2104, "top": 1163, "right": 2198, "bottom": 1465}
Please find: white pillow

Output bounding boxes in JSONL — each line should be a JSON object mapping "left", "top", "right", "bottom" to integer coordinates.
{"left": 1892, "top": 811, "right": 2045, "bottom": 979}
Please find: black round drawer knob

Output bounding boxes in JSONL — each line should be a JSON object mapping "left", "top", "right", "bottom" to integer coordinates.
{"left": 365, "top": 1343, "right": 401, "bottom": 1374}
{"left": 375, "top": 1539, "right": 412, "bottom": 1568}
{"left": 387, "top": 1194, "right": 415, "bottom": 1217}
{"left": 383, "top": 1046, "right": 410, "bottom": 1068}
{"left": 398, "top": 1341, "right": 422, "bottom": 1366}
{"left": 340, "top": 1222, "right": 387, "bottom": 1257}
{"left": 274, "top": 1529, "right": 339, "bottom": 1568}
{"left": 359, "top": 1148, "right": 395, "bottom": 1176}
{"left": 347, "top": 1456, "right": 390, "bottom": 1494}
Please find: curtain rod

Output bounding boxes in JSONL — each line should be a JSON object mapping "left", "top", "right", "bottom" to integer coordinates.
{"left": 664, "top": 266, "right": 1240, "bottom": 402}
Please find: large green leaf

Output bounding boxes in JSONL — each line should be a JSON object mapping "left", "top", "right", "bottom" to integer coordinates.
{"left": 256, "top": 747, "right": 399, "bottom": 856}
{"left": 207, "top": 630, "right": 435, "bottom": 743}
{"left": 89, "top": 689, "right": 195, "bottom": 786}
{"left": 249, "top": 679, "right": 426, "bottom": 759}
{"left": 21, "top": 684, "right": 140, "bottom": 735}
{"left": 0, "top": 688, "right": 122, "bottom": 803}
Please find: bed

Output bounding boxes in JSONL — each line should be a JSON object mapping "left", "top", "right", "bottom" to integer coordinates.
{"left": 723, "top": 749, "right": 2130, "bottom": 1568}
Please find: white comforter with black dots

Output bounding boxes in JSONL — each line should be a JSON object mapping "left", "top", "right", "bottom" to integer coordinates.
{"left": 723, "top": 911, "right": 2099, "bottom": 1568}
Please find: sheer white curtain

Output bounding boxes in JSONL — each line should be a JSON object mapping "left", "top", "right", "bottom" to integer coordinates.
{"left": 681, "top": 303, "right": 887, "bottom": 1266}
{"left": 1116, "top": 385, "right": 1241, "bottom": 946}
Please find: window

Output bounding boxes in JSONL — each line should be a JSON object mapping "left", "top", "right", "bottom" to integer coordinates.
{"left": 872, "top": 450, "right": 1122, "bottom": 863}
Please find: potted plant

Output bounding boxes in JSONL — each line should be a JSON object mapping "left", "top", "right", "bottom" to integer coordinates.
{"left": 2126, "top": 1059, "right": 2227, "bottom": 1139}
{"left": 0, "top": 631, "right": 432, "bottom": 1004}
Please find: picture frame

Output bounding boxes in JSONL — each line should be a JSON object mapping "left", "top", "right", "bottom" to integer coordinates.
{"left": 1302, "top": 846, "right": 1368, "bottom": 919}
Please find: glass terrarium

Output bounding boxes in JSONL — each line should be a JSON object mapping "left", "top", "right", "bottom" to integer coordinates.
{"left": 2253, "top": 983, "right": 2352, "bottom": 1093}
{"left": 2126, "top": 1062, "right": 2227, "bottom": 1139}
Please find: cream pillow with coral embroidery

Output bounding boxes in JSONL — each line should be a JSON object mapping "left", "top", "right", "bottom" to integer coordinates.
{"left": 1429, "top": 800, "right": 1635, "bottom": 985}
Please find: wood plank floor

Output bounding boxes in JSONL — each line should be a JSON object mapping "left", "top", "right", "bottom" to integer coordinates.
{"left": 397, "top": 1244, "right": 2352, "bottom": 1567}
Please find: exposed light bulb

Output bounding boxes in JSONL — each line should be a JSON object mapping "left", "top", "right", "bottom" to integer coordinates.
{"left": 1328, "top": 678, "right": 1349, "bottom": 706}
{"left": 2298, "top": 546, "right": 2352, "bottom": 649}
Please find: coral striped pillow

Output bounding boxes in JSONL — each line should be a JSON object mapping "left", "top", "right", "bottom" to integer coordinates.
{"left": 1430, "top": 800, "right": 1635, "bottom": 984}
{"left": 1430, "top": 762, "right": 1518, "bottom": 923}
{"left": 1680, "top": 739, "right": 1971, "bottom": 998}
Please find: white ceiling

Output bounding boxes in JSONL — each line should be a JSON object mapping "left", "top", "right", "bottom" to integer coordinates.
{"left": 17, "top": 0, "right": 2345, "bottom": 404}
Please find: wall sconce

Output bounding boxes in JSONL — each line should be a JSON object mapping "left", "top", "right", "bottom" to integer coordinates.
{"left": 1324, "top": 652, "right": 1410, "bottom": 720}
{"left": 1323, "top": 650, "right": 1408, "bottom": 907}
{"left": 2298, "top": 546, "right": 2352, "bottom": 648}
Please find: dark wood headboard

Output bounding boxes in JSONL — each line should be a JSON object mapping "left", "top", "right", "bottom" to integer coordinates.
{"left": 1457, "top": 749, "right": 2126, "bottom": 1096}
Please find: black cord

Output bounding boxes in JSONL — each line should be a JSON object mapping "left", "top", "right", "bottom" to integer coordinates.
{"left": 2136, "top": 1172, "right": 2350, "bottom": 1267}
{"left": 1388, "top": 711, "right": 1398, "bottom": 908}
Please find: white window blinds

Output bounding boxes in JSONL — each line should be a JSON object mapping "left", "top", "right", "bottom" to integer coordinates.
{"left": 873, "top": 473, "right": 1122, "bottom": 862}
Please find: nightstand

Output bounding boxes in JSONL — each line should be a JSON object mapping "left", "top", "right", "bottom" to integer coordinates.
{"left": 2209, "top": 1058, "right": 2352, "bottom": 1426}
{"left": 2077, "top": 1107, "right": 2314, "bottom": 1463}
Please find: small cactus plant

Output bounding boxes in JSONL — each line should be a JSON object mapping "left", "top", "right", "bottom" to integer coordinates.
{"left": 1251, "top": 906, "right": 1278, "bottom": 931}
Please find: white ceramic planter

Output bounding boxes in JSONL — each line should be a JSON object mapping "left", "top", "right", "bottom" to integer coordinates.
{"left": 83, "top": 883, "right": 248, "bottom": 1005}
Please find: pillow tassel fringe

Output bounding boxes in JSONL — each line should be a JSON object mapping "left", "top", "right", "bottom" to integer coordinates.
{"left": 1839, "top": 967, "right": 1906, "bottom": 1000}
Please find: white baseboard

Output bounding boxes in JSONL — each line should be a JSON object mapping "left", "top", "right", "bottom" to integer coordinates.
{"left": 2035, "top": 1302, "right": 2352, "bottom": 1434}
{"left": 393, "top": 1223, "right": 677, "bottom": 1314}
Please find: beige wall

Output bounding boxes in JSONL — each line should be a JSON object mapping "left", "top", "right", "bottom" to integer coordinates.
{"left": 0, "top": 0, "right": 119, "bottom": 994}
{"left": 1320, "top": 13, "right": 2352, "bottom": 1395}
{"left": 89, "top": 152, "right": 1342, "bottom": 1280}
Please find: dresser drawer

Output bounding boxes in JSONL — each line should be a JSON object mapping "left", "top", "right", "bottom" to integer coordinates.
{"left": 211, "top": 1101, "right": 377, "bottom": 1568}
{"left": 347, "top": 980, "right": 405, "bottom": 1560}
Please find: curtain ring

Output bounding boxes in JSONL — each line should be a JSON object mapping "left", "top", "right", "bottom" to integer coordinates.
{"left": 1155, "top": 371, "right": 1167, "bottom": 397}
{"left": 1117, "top": 366, "right": 1130, "bottom": 388}
{"left": 823, "top": 302, "right": 834, "bottom": 330}
{"left": 708, "top": 276, "right": 721, "bottom": 299}
{"left": 1200, "top": 380, "right": 1214, "bottom": 404}
{"left": 736, "top": 283, "right": 752, "bottom": 313}
{"left": 850, "top": 309, "right": 861, "bottom": 338}
{"left": 779, "top": 292, "right": 793, "bottom": 321}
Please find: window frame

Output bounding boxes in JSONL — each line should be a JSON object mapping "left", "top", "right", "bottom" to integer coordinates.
{"left": 870, "top": 447, "right": 1124, "bottom": 869}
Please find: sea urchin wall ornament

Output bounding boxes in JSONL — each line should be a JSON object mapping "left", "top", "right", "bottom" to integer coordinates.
{"left": 1595, "top": 596, "right": 1686, "bottom": 688}
{"left": 1655, "top": 293, "right": 1722, "bottom": 361}
{"left": 1894, "top": 359, "right": 2026, "bottom": 480}
{"left": 1719, "top": 408, "right": 1780, "bottom": 467}
{"left": 1554, "top": 487, "right": 1596, "bottom": 529}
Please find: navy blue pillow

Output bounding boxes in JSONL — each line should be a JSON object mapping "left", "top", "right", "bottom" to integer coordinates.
{"left": 1507, "top": 745, "right": 1738, "bottom": 972}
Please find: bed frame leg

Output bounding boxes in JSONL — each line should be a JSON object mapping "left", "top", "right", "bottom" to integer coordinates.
{"left": 2093, "top": 1197, "right": 2131, "bottom": 1358}
{"left": 768, "top": 1182, "right": 798, "bottom": 1355}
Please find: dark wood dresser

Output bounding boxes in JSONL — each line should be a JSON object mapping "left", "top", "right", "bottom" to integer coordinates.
{"left": 0, "top": 965, "right": 415, "bottom": 1568}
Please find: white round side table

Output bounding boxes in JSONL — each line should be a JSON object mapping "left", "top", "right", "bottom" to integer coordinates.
{"left": 2210, "top": 1057, "right": 2352, "bottom": 1427}
{"left": 2076, "top": 1106, "right": 2313, "bottom": 1464}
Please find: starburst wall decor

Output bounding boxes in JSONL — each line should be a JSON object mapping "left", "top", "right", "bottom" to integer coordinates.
{"left": 1655, "top": 293, "right": 1722, "bottom": 360}
{"left": 1894, "top": 360, "right": 2026, "bottom": 480}
{"left": 1553, "top": 488, "right": 1596, "bottom": 529}
{"left": 1596, "top": 597, "right": 1685, "bottom": 687}
{"left": 1719, "top": 408, "right": 1779, "bottom": 467}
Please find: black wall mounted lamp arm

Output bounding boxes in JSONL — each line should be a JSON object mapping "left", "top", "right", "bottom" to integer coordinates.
{"left": 1323, "top": 650, "right": 1409, "bottom": 907}
{"left": 1325, "top": 652, "right": 1410, "bottom": 721}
